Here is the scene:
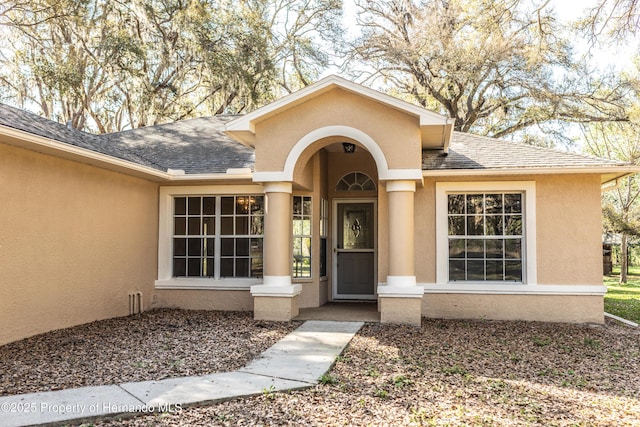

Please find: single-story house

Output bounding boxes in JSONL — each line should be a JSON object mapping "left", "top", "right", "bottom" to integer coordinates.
{"left": 1, "top": 75, "right": 636, "bottom": 345}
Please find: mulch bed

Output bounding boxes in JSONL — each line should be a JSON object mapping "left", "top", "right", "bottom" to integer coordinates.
{"left": 0, "top": 309, "right": 299, "bottom": 396}
{"left": 2, "top": 310, "right": 638, "bottom": 425}
{"left": 93, "top": 318, "right": 639, "bottom": 426}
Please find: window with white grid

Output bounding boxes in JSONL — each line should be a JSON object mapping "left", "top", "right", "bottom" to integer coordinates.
{"left": 292, "top": 196, "right": 312, "bottom": 278}
{"left": 172, "top": 195, "right": 263, "bottom": 278}
{"left": 447, "top": 193, "right": 523, "bottom": 282}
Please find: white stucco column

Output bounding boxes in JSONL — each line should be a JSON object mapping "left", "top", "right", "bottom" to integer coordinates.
{"left": 378, "top": 180, "right": 423, "bottom": 325}
{"left": 251, "top": 182, "right": 301, "bottom": 320}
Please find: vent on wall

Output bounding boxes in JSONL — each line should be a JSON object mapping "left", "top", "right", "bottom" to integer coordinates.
{"left": 128, "top": 291, "right": 143, "bottom": 315}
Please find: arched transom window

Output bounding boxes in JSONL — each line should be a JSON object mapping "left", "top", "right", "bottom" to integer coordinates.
{"left": 336, "top": 172, "right": 376, "bottom": 192}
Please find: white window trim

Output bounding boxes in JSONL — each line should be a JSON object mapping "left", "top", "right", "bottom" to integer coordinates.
{"left": 156, "top": 185, "right": 264, "bottom": 290}
{"left": 435, "top": 181, "right": 537, "bottom": 287}
{"left": 319, "top": 198, "right": 329, "bottom": 279}
{"left": 292, "top": 195, "right": 313, "bottom": 279}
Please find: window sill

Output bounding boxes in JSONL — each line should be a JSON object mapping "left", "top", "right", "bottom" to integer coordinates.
{"left": 422, "top": 283, "right": 607, "bottom": 296}
{"left": 155, "top": 278, "right": 261, "bottom": 290}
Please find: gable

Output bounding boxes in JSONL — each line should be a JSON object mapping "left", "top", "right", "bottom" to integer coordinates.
{"left": 0, "top": 75, "right": 637, "bottom": 184}
{"left": 225, "top": 75, "right": 455, "bottom": 151}
{"left": 250, "top": 86, "right": 424, "bottom": 172}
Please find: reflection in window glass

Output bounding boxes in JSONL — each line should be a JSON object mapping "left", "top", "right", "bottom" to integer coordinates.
{"left": 293, "top": 195, "right": 312, "bottom": 278}
{"left": 447, "top": 193, "right": 523, "bottom": 282}
{"left": 319, "top": 199, "right": 328, "bottom": 277}
{"left": 172, "top": 195, "right": 263, "bottom": 278}
{"left": 336, "top": 172, "right": 376, "bottom": 192}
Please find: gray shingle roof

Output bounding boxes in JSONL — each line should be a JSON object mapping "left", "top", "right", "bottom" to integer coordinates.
{"left": 423, "top": 132, "right": 627, "bottom": 171}
{"left": 0, "top": 103, "right": 163, "bottom": 169}
{"left": 0, "top": 104, "right": 254, "bottom": 174}
{"left": 0, "top": 103, "right": 627, "bottom": 176}
{"left": 103, "top": 116, "right": 254, "bottom": 174}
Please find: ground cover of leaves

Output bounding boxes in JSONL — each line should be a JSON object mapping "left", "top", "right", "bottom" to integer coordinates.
{"left": 0, "top": 309, "right": 299, "bottom": 396}
{"left": 95, "top": 318, "right": 639, "bottom": 427}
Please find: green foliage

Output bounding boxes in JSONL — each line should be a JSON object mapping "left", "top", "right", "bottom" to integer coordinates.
{"left": 604, "top": 274, "right": 640, "bottom": 323}
{"left": 442, "top": 365, "right": 467, "bottom": 376}
{"left": 373, "top": 388, "right": 389, "bottom": 398}
{"left": 366, "top": 366, "right": 380, "bottom": 377}
{"left": 350, "top": 0, "right": 628, "bottom": 143}
{"left": 531, "top": 336, "right": 551, "bottom": 347}
{"left": 584, "top": 122, "right": 640, "bottom": 283}
{"left": 319, "top": 374, "right": 338, "bottom": 385}
{"left": 583, "top": 337, "right": 601, "bottom": 349}
{"left": 0, "top": 0, "right": 343, "bottom": 132}
{"left": 392, "top": 375, "right": 412, "bottom": 388}
{"left": 262, "top": 384, "right": 277, "bottom": 399}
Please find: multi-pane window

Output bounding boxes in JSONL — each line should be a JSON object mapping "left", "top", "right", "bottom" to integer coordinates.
{"left": 447, "top": 193, "right": 523, "bottom": 282}
{"left": 292, "top": 196, "right": 312, "bottom": 278}
{"left": 173, "top": 195, "right": 263, "bottom": 278}
{"left": 320, "top": 198, "right": 328, "bottom": 277}
{"left": 220, "top": 196, "right": 264, "bottom": 278}
{"left": 336, "top": 172, "right": 376, "bottom": 191}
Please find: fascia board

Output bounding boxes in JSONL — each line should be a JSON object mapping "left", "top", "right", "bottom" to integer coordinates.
{"left": 0, "top": 124, "right": 257, "bottom": 183}
{"left": 442, "top": 119, "right": 455, "bottom": 153}
{"left": 0, "top": 124, "right": 169, "bottom": 181}
{"left": 167, "top": 173, "right": 254, "bottom": 182}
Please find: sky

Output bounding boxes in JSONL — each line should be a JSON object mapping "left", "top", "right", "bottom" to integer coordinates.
{"left": 328, "top": 0, "right": 639, "bottom": 79}
{"left": 324, "top": 0, "right": 639, "bottom": 149}
{"left": 552, "top": 0, "right": 639, "bottom": 71}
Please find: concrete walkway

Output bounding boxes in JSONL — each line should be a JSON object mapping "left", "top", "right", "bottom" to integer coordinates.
{"left": 0, "top": 320, "right": 363, "bottom": 427}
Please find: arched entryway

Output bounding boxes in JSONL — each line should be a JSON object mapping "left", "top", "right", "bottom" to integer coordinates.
{"left": 286, "top": 129, "right": 381, "bottom": 305}
{"left": 222, "top": 76, "right": 453, "bottom": 325}
{"left": 250, "top": 125, "right": 424, "bottom": 325}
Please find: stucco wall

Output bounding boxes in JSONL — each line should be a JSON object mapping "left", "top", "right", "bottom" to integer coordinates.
{"left": 415, "top": 174, "right": 603, "bottom": 287}
{"left": 0, "top": 143, "right": 158, "bottom": 345}
{"left": 153, "top": 290, "right": 253, "bottom": 311}
{"left": 422, "top": 294, "right": 603, "bottom": 323}
{"left": 535, "top": 174, "right": 602, "bottom": 285}
{"left": 254, "top": 88, "right": 422, "bottom": 172}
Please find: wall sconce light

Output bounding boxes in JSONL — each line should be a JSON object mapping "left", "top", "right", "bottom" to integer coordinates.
{"left": 342, "top": 142, "right": 356, "bottom": 154}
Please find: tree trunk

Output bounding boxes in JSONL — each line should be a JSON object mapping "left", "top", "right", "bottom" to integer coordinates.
{"left": 620, "top": 233, "right": 628, "bottom": 284}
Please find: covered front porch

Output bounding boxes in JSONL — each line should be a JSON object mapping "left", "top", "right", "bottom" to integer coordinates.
{"left": 223, "top": 76, "right": 454, "bottom": 325}
{"left": 295, "top": 301, "right": 381, "bottom": 322}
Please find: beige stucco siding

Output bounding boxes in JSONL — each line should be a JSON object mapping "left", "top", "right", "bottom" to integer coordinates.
{"left": 0, "top": 143, "right": 158, "bottom": 345}
{"left": 153, "top": 290, "right": 252, "bottom": 311}
{"left": 416, "top": 174, "right": 603, "bottom": 286}
{"left": 254, "top": 88, "right": 422, "bottom": 172}
{"left": 535, "top": 174, "right": 602, "bottom": 285}
{"left": 414, "top": 181, "right": 437, "bottom": 283}
{"left": 422, "top": 294, "right": 603, "bottom": 323}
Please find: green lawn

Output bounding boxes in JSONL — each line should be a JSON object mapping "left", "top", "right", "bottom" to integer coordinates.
{"left": 603, "top": 266, "right": 640, "bottom": 324}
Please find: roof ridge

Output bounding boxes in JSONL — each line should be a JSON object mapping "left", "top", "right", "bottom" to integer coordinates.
{"left": 101, "top": 115, "right": 240, "bottom": 138}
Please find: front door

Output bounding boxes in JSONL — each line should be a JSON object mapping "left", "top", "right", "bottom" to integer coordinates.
{"left": 333, "top": 200, "right": 376, "bottom": 299}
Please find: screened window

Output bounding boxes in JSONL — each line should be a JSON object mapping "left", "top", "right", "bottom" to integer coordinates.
{"left": 293, "top": 196, "right": 312, "bottom": 278}
{"left": 173, "top": 195, "right": 263, "bottom": 278}
{"left": 447, "top": 193, "right": 523, "bottom": 282}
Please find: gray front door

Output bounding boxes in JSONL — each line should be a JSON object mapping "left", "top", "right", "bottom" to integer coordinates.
{"left": 333, "top": 201, "right": 376, "bottom": 299}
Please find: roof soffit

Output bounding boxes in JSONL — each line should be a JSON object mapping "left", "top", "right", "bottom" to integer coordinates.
{"left": 224, "top": 75, "right": 453, "bottom": 149}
